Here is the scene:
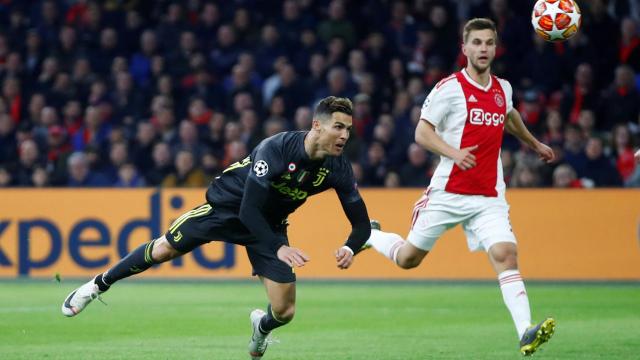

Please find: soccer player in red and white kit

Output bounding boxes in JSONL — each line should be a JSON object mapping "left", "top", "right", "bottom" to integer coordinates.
{"left": 364, "top": 18, "right": 556, "bottom": 356}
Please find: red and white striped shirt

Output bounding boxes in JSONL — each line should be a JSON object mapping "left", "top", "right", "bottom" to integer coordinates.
{"left": 420, "top": 69, "right": 513, "bottom": 197}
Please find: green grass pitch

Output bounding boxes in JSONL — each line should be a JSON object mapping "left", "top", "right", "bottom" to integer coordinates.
{"left": 1, "top": 281, "right": 638, "bottom": 359}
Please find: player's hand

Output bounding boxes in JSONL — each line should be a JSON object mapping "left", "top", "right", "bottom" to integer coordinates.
{"left": 453, "top": 145, "right": 478, "bottom": 170}
{"left": 277, "top": 245, "right": 310, "bottom": 267}
{"left": 534, "top": 142, "right": 555, "bottom": 163}
{"left": 334, "top": 246, "right": 354, "bottom": 270}
{"left": 634, "top": 149, "right": 640, "bottom": 163}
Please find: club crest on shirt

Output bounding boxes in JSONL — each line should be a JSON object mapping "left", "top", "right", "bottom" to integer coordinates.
{"left": 494, "top": 93, "right": 504, "bottom": 107}
{"left": 253, "top": 160, "right": 269, "bottom": 177}
{"left": 288, "top": 162, "right": 296, "bottom": 172}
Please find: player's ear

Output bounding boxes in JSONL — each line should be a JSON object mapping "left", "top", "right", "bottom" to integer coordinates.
{"left": 461, "top": 42, "right": 467, "bottom": 56}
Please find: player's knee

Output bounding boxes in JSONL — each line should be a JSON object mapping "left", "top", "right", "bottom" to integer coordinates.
{"left": 151, "top": 236, "right": 181, "bottom": 263}
{"left": 490, "top": 243, "right": 518, "bottom": 268}
{"left": 272, "top": 303, "right": 295, "bottom": 323}
{"left": 397, "top": 255, "right": 422, "bottom": 269}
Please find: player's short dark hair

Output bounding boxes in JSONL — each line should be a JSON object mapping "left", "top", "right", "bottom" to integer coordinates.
{"left": 463, "top": 18, "right": 497, "bottom": 43}
{"left": 314, "top": 96, "right": 353, "bottom": 121}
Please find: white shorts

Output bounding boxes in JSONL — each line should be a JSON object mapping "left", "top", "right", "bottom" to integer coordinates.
{"left": 406, "top": 188, "right": 517, "bottom": 252}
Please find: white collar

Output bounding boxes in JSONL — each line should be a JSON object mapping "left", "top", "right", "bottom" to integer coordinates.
{"left": 462, "top": 68, "right": 492, "bottom": 92}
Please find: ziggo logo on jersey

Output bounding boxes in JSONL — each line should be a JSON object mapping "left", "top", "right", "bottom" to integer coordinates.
{"left": 469, "top": 109, "right": 505, "bottom": 126}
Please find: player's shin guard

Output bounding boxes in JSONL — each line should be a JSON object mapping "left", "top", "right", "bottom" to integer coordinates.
{"left": 367, "top": 230, "right": 405, "bottom": 264}
{"left": 259, "top": 304, "right": 288, "bottom": 334}
{"left": 498, "top": 270, "right": 532, "bottom": 339}
{"left": 100, "top": 239, "right": 158, "bottom": 288}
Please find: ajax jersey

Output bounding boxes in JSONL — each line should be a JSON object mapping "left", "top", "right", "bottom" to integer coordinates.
{"left": 420, "top": 69, "right": 513, "bottom": 197}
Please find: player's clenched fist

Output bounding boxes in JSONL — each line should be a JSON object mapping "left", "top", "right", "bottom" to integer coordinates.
{"left": 334, "top": 247, "right": 354, "bottom": 269}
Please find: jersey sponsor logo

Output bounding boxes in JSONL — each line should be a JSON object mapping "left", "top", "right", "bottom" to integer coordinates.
{"left": 313, "top": 168, "right": 330, "bottom": 186}
{"left": 271, "top": 182, "right": 308, "bottom": 200}
{"left": 494, "top": 93, "right": 504, "bottom": 107}
{"left": 468, "top": 94, "right": 478, "bottom": 103}
{"left": 253, "top": 160, "right": 269, "bottom": 177}
{"left": 469, "top": 108, "right": 505, "bottom": 126}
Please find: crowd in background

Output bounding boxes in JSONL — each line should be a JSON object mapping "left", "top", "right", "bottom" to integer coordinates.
{"left": 0, "top": 0, "right": 639, "bottom": 189}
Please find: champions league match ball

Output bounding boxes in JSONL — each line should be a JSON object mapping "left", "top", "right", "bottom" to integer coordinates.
{"left": 531, "top": 0, "right": 582, "bottom": 42}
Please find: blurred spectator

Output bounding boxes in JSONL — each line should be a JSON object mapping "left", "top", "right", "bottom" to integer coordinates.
{"left": 15, "top": 139, "right": 43, "bottom": 186}
{"left": 46, "top": 125, "right": 72, "bottom": 185}
{"left": 201, "top": 152, "right": 221, "bottom": 179}
{"left": 145, "top": 142, "right": 174, "bottom": 186}
{"left": 317, "top": 0, "right": 356, "bottom": 47}
{"left": 562, "top": 63, "right": 597, "bottom": 124}
{"left": 577, "top": 110, "right": 598, "bottom": 138}
{"left": 541, "top": 110, "right": 565, "bottom": 145}
{"left": 619, "top": 17, "right": 640, "bottom": 71}
{"left": 0, "top": 113, "right": 17, "bottom": 164}
{"left": 254, "top": 24, "right": 287, "bottom": 77}
{"left": 501, "top": 149, "right": 515, "bottom": 185}
{"left": 293, "top": 106, "right": 312, "bottom": 131}
{"left": 114, "top": 162, "right": 145, "bottom": 187}
{"left": 398, "top": 143, "right": 431, "bottom": 187}
{"left": 174, "top": 120, "right": 207, "bottom": 162}
{"left": 162, "top": 149, "right": 206, "bottom": 187}
{"left": 130, "top": 29, "right": 158, "bottom": 88}
{"left": 599, "top": 65, "right": 640, "bottom": 130}
{"left": 362, "top": 141, "right": 388, "bottom": 186}
{"left": 552, "top": 164, "right": 583, "bottom": 188}
{"left": 517, "top": 89, "right": 545, "bottom": 134}
{"left": 581, "top": 137, "right": 622, "bottom": 187}
{"left": 0, "top": 166, "right": 13, "bottom": 186}
{"left": 238, "top": 109, "right": 262, "bottom": 150}
{"left": 66, "top": 151, "right": 109, "bottom": 187}
{"left": 563, "top": 124, "right": 587, "bottom": 174}
{"left": 31, "top": 165, "right": 50, "bottom": 187}
{"left": 384, "top": 171, "right": 401, "bottom": 188}
{"left": 520, "top": 35, "right": 563, "bottom": 92}
{"left": 210, "top": 24, "right": 242, "bottom": 75}
{"left": 611, "top": 124, "right": 637, "bottom": 182}
{"left": 510, "top": 163, "right": 542, "bottom": 188}
{"left": 72, "top": 106, "right": 110, "bottom": 152}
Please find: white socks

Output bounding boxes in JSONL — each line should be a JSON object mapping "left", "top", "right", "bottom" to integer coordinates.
{"left": 498, "top": 270, "right": 532, "bottom": 339}
{"left": 367, "top": 229, "right": 405, "bottom": 264}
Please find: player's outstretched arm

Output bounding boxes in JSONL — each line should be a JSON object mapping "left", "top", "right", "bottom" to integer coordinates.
{"left": 506, "top": 109, "right": 555, "bottom": 163}
{"left": 635, "top": 149, "right": 640, "bottom": 163}
{"left": 335, "top": 197, "right": 371, "bottom": 269}
{"left": 415, "top": 120, "right": 478, "bottom": 170}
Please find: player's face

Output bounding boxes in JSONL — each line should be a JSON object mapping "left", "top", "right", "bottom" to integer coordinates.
{"left": 463, "top": 29, "right": 496, "bottom": 73}
{"left": 315, "top": 112, "right": 352, "bottom": 156}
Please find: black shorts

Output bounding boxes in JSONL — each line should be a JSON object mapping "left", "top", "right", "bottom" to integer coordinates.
{"left": 164, "top": 203, "right": 296, "bottom": 283}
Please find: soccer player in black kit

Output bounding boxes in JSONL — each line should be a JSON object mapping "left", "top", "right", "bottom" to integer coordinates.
{"left": 61, "top": 96, "right": 371, "bottom": 359}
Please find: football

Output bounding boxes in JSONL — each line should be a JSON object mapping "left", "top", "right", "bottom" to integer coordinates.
{"left": 531, "top": 0, "right": 582, "bottom": 42}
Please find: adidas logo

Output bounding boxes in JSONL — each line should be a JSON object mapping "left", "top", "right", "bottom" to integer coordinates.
{"left": 468, "top": 94, "right": 478, "bottom": 103}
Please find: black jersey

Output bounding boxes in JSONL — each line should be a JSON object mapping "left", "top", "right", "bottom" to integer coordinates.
{"left": 206, "top": 131, "right": 361, "bottom": 225}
